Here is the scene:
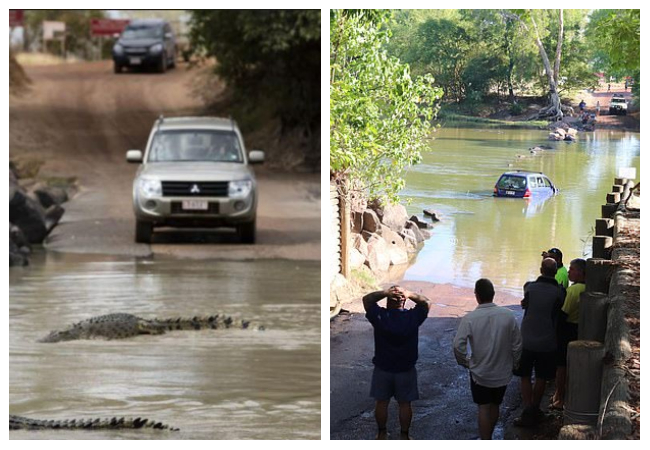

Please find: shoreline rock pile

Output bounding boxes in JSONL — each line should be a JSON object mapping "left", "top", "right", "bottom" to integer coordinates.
{"left": 548, "top": 122, "right": 578, "bottom": 141}
{"left": 349, "top": 201, "right": 434, "bottom": 278}
{"left": 9, "top": 161, "right": 73, "bottom": 266}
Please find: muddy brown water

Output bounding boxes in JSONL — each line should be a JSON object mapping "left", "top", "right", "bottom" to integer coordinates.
{"left": 10, "top": 252, "right": 320, "bottom": 440}
{"left": 402, "top": 127, "right": 640, "bottom": 296}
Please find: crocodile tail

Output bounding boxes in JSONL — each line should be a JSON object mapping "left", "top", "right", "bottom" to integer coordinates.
{"left": 155, "top": 315, "right": 265, "bottom": 331}
{"left": 9, "top": 415, "right": 178, "bottom": 431}
{"left": 37, "top": 328, "right": 79, "bottom": 343}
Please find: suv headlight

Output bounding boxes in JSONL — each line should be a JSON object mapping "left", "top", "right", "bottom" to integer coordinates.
{"left": 149, "top": 43, "right": 163, "bottom": 54}
{"left": 229, "top": 180, "right": 253, "bottom": 198}
{"left": 113, "top": 44, "right": 124, "bottom": 54}
{"left": 139, "top": 178, "right": 162, "bottom": 197}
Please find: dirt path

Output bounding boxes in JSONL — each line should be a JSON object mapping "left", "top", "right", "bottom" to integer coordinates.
{"left": 579, "top": 82, "right": 639, "bottom": 131}
{"left": 10, "top": 60, "right": 320, "bottom": 260}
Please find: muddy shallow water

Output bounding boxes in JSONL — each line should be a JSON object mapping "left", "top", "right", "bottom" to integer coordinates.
{"left": 10, "top": 252, "right": 320, "bottom": 440}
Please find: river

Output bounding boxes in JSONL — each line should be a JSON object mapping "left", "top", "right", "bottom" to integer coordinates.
{"left": 9, "top": 252, "right": 320, "bottom": 440}
{"left": 401, "top": 126, "right": 640, "bottom": 296}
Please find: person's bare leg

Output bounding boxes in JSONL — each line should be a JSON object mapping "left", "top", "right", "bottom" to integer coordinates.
{"left": 398, "top": 401, "right": 412, "bottom": 439}
{"left": 478, "top": 404, "right": 492, "bottom": 439}
{"left": 532, "top": 379, "right": 547, "bottom": 410}
{"left": 520, "top": 377, "right": 532, "bottom": 407}
{"left": 553, "top": 367, "right": 566, "bottom": 407}
{"left": 375, "top": 400, "right": 389, "bottom": 439}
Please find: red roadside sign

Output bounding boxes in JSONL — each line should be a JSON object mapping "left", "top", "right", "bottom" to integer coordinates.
{"left": 10, "top": 9, "right": 24, "bottom": 27}
{"left": 90, "top": 18, "right": 130, "bottom": 37}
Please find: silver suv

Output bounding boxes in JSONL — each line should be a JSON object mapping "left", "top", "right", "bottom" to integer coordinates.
{"left": 126, "top": 116, "right": 264, "bottom": 243}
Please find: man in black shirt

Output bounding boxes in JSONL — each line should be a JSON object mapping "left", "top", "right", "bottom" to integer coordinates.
{"left": 363, "top": 285, "right": 431, "bottom": 439}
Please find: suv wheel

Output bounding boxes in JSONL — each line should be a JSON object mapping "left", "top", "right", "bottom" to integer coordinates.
{"left": 157, "top": 54, "right": 167, "bottom": 74}
{"left": 135, "top": 220, "right": 153, "bottom": 243}
{"left": 238, "top": 220, "right": 256, "bottom": 244}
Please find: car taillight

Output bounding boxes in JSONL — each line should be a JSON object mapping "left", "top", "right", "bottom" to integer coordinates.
{"left": 523, "top": 188, "right": 531, "bottom": 198}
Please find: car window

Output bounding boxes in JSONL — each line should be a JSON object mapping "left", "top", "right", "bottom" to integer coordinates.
{"left": 536, "top": 177, "right": 544, "bottom": 187}
{"left": 528, "top": 177, "right": 537, "bottom": 188}
{"left": 543, "top": 177, "right": 553, "bottom": 187}
{"left": 497, "top": 175, "right": 526, "bottom": 190}
{"left": 122, "top": 25, "right": 163, "bottom": 40}
{"left": 148, "top": 130, "right": 243, "bottom": 163}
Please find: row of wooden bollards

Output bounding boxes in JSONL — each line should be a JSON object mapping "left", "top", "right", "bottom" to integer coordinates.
{"left": 559, "top": 177, "right": 636, "bottom": 440}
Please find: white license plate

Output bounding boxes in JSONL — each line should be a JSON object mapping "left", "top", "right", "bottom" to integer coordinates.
{"left": 506, "top": 190, "right": 516, "bottom": 196}
{"left": 182, "top": 200, "right": 208, "bottom": 210}
{"left": 129, "top": 57, "right": 142, "bottom": 65}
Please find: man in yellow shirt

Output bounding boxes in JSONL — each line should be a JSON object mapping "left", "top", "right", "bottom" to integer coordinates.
{"left": 542, "top": 248, "right": 569, "bottom": 289}
{"left": 551, "top": 258, "right": 586, "bottom": 409}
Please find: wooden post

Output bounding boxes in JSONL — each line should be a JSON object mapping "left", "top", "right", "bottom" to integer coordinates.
{"left": 594, "top": 218, "right": 614, "bottom": 237}
{"left": 578, "top": 292, "right": 609, "bottom": 342}
{"left": 592, "top": 236, "right": 613, "bottom": 259}
{"left": 564, "top": 341, "right": 605, "bottom": 426}
{"left": 606, "top": 192, "right": 620, "bottom": 204}
{"left": 614, "top": 177, "right": 627, "bottom": 186}
{"left": 611, "top": 185, "right": 623, "bottom": 194}
{"left": 601, "top": 203, "right": 617, "bottom": 218}
{"left": 585, "top": 258, "right": 612, "bottom": 293}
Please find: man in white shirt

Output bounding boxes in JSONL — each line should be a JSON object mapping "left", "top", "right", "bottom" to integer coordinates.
{"left": 453, "top": 278, "right": 523, "bottom": 440}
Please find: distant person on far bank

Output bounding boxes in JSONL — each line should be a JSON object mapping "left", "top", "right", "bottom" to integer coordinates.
{"left": 579, "top": 100, "right": 586, "bottom": 112}
{"left": 514, "top": 258, "right": 565, "bottom": 427}
{"left": 596, "top": 101, "right": 601, "bottom": 116}
{"left": 550, "top": 258, "right": 587, "bottom": 410}
{"left": 363, "top": 285, "right": 431, "bottom": 440}
{"left": 453, "top": 278, "right": 522, "bottom": 440}
{"left": 542, "top": 248, "right": 569, "bottom": 290}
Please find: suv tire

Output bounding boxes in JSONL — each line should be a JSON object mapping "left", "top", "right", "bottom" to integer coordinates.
{"left": 135, "top": 220, "right": 153, "bottom": 243}
{"left": 157, "top": 54, "right": 167, "bottom": 74}
{"left": 238, "top": 220, "right": 256, "bottom": 244}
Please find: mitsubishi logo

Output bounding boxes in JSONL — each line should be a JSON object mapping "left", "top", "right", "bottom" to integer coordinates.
{"left": 190, "top": 184, "right": 201, "bottom": 194}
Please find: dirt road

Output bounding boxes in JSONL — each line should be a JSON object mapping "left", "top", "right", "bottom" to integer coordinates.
{"left": 9, "top": 60, "right": 320, "bottom": 260}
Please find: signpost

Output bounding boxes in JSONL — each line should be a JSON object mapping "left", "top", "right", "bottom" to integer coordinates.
{"left": 90, "top": 18, "right": 130, "bottom": 37}
{"left": 9, "top": 9, "right": 24, "bottom": 28}
{"left": 42, "top": 21, "right": 66, "bottom": 57}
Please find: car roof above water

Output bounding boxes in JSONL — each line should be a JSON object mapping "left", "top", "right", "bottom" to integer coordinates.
{"left": 156, "top": 116, "right": 239, "bottom": 132}
{"left": 501, "top": 171, "right": 544, "bottom": 177}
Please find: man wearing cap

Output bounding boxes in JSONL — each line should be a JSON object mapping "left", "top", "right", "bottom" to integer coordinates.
{"left": 514, "top": 258, "right": 565, "bottom": 426}
{"left": 363, "top": 285, "right": 431, "bottom": 439}
{"left": 542, "top": 248, "right": 569, "bottom": 289}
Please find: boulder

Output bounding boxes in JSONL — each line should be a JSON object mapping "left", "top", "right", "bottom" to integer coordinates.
{"left": 381, "top": 204, "right": 409, "bottom": 233}
{"left": 351, "top": 211, "right": 363, "bottom": 234}
{"left": 423, "top": 209, "right": 441, "bottom": 222}
{"left": 381, "top": 225, "right": 408, "bottom": 265}
{"left": 409, "top": 215, "right": 432, "bottom": 229}
{"left": 399, "top": 229, "right": 420, "bottom": 253}
{"left": 404, "top": 220, "right": 425, "bottom": 243}
{"left": 9, "top": 237, "right": 29, "bottom": 267}
{"left": 33, "top": 185, "right": 69, "bottom": 208}
{"left": 44, "top": 204, "right": 65, "bottom": 231}
{"left": 362, "top": 209, "right": 381, "bottom": 233}
{"left": 349, "top": 248, "right": 366, "bottom": 269}
{"left": 352, "top": 233, "right": 369, "bottom": 259}
{"left": 365, "top": 234, "right": 391, "bottom": 273}
{"left": 9, "top": 189, "right": 48, "bottom": 243}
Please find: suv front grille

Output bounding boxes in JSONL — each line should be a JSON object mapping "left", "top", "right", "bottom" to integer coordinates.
{"left": 162, "top": 181, "right": 229, "bottom": 197}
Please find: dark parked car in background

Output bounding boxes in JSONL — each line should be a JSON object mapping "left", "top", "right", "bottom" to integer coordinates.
{"left": 493, "top": 171, "right": 558, "bottom": 199}
{"left": 112, "top": 19, "right": 176, "bottom": 74}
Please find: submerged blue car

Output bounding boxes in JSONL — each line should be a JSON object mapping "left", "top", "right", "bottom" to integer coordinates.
{"left": 493, "top": 171, "right": 558, "bottom": 199}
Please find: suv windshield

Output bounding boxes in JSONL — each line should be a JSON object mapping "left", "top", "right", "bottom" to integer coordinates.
{"left": 122, "top": 25, "right": 163, "bottom": 40}
{"left": 497, "top": 175, "right": 527, "bottom": 190}
{"left": 148, "top": 130, "right": 243, "bottom": 163}
{"left": 611, "top": 98, "right": 626, "bottom": 104}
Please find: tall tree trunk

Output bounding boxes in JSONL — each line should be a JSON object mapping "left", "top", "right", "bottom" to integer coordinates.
{"left": 553, "top": 10, "right": 564, "bottom": 87}
{"left": 504, "top": 18, "right": 516, "bottom": 102}
{"left": 530, "top": 13, "right": 563, "bottom": 121}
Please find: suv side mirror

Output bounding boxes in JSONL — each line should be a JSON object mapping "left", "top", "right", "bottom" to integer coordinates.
{"left": 248, "top": 150, "right": 265, "bottom": 164}
{"left": 126, "top": 150, "right": 143, "bottom": 163}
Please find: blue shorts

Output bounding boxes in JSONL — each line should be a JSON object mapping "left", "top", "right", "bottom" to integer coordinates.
{"left": 369, "top": 366, "right": 419, "bottom": 402}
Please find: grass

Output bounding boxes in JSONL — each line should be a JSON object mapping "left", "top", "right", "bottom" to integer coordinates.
{"left": 436, "top": 112, "right": 549, "bottom": 129}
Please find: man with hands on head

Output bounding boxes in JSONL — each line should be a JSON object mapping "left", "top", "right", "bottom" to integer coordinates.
{"left": 363, "top": 285, "right": 431, "bottom": 440}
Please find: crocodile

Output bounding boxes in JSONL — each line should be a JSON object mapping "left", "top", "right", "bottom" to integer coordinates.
{"left": 10, "top": 414, "right": 178, "bottom": 431}
{"left": 38, "top": 312, "right": 264, "bottom": 343}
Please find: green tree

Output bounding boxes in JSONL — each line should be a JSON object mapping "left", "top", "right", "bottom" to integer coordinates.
{"left": 189, "top": 10, "right": 321, "bottom": 164}
{"left": 330, "top": 9, "right": 443, "bottom": 204}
